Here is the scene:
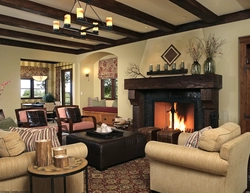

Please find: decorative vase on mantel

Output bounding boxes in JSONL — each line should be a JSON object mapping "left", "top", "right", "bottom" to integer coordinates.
{"left": 191, "top": 60, "right": 201, "bottom": 75}
{"left": 204, "top": 57, "right": 215, "bottom": 74}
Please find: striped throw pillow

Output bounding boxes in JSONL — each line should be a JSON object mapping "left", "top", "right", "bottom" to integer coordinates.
{"left": 9, "top": 127, "right": 60, "bottom": 152}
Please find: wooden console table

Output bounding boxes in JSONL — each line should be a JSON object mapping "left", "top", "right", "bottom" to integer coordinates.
{"left": 28, "top": 157, "right": 88, "bottom": 193}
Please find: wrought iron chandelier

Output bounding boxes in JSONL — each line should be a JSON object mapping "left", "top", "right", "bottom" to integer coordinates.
{"left": 53, "top": 0, "right": 113, "bottom": 37}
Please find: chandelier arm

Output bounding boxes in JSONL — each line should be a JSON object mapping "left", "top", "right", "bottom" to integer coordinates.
{"left": 88, "top": 5, "right": 106, "bottom": 26}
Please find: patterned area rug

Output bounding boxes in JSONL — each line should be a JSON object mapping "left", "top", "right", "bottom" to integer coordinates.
{"left": 87, "top": 157, "right": 150, "bottom": 193}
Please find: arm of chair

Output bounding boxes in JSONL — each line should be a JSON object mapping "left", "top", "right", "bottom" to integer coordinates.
{"left": 145, "top": 141, "right": 228, "bottom": 176}
{"left": 61, "top": 143, "right": 88, "bottom": 158}
{"left": 0, "top": 151, "right": 35, "bottom": 181}
{"left": 81, "top": 115, "right": 97, "bottom": 129}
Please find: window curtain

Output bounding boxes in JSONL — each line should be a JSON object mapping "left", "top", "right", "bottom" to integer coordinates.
{"left": 55, "top": 67, "right": 61, "bottom": 101}
{"left": 98, "top": 57, "right": 117, "bottom": 79}
{"left": 20, "top": 66, "right": 49, "bottom": 78}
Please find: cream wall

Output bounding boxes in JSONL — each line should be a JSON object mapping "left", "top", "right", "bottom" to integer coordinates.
{"left": 77, "top": 18, "right": 250, "bottom": 126}
{"left": 1, "top": 18, "right": 250, "bottom": 126}
{"left": 0, "top": 45, "right": 76, "bottom": 120}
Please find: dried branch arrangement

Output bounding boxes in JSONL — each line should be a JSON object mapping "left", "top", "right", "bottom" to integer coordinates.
{"left": 126, "top": 63, "right": 146, "bottom": 78}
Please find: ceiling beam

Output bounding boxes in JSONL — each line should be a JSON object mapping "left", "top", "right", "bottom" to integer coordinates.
{"left": 79, "top": 0, "right": 176, "bottom": 32}
{"left": 0, "top": 28, "right": 93, "bottom": 50}
{"left": 169, "top": 0, "right": 218, "bottom": 23}
{"left": 0, "top": 0, "right": 142, "bottom": 39}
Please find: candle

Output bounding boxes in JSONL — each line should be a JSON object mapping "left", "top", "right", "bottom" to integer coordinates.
{"left": 53, "top": 21, "right": 60, "bottom": 31}
{"left": 180, "top": 60, "right": 184, "bottom": 69}
{"left": 164, "top": 64, "right": 168, "bottom": 71}
{"left": 76, "top": 8, "right": 84, "bottom": 19}
{"left": 106, "top": 17, "right": 113, "bottom": 27}
{"left": 172, "top": 62, "right": 176, "bottom": 70}
{"left": 157, "top": 64, "right": 160, "bottom": 71}
{"left": 64, "top": 14, "right": 71, "bottom": 27}
{"left": 149, "top": 64, "right": 153, "bottom": 72}
{"left": 53, "top": 147, "right": 67, "bottom": 156}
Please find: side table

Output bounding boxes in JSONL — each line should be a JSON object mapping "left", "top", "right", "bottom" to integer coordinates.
{"left": 28, "top": 157, "right": 88, "bottom": 193}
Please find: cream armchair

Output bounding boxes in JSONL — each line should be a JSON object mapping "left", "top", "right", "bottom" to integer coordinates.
{"left": 145, "top": 122, "right": 250, "bottom": 193}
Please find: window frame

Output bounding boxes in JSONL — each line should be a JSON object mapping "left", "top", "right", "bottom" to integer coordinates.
{"left": 20, "top": 78, "right": 47, "bottom": 99}
{"left": 101, "top": 78, "right": 117, "bottom": 100}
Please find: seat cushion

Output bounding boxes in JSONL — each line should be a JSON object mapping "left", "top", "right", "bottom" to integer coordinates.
{"left": 9, "top": 126, "right": 60, "bottom": 151}
{"left": 65, "top": 108, "right": 82, "bottom": 123}
{"left": 198, "top": 122, "right": 241, "bottom": 152}
{"left": 0, "top": 129, "right": 26, "bottom": 157}
{"left": 61, "top": 121, "right": 95, "bottom": 132}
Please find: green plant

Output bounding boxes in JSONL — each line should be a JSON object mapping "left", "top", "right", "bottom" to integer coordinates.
{"left": 42, "top": 93, "right": 55, "bottom": 102}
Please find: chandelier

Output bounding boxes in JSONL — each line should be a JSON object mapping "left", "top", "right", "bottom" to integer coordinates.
{"left": 32, "top": 76, "right": 48, "bottom": 82}
{"left": 53, "top": 0, "right": 113, "bottom": 37}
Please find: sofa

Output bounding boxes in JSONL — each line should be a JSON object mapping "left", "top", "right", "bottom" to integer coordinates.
{"left": 145, "top": 122, "right": 250, "bottom": 193}
{"left": 0, "top": 128, "right": 88, "bottom": 193}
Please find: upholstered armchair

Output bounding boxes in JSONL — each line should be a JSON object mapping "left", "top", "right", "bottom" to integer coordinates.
{"left": 55, "top": 105, "right": 97, "bottom": 134}
{"left": 15, "top": 107, "right": 62, "bottom": 144}
{"left": 145, "top": 122, "right": 250, "bottom": 193}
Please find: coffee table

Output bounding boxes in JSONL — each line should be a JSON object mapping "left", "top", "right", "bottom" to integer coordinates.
{"left": 28, "top": 157, "right": 88, "bottom": 193}
{"left": 66, "top": 129, "right": 146, "bottom": 170}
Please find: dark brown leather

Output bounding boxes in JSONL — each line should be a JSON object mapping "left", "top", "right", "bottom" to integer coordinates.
{"left": 26, "top": 111, "right": 47, "bottom": 127}
{"left": 66, "top": 130, "right": 146, "bottom": 170}
{"left": 157, "top": 129, "right": 181, "bottom": 144}
{"left": 138, "top": 127, "right": 161, "bottom": 142}
{"left": 65, "top": 107, "right": 82, "bottom": 123}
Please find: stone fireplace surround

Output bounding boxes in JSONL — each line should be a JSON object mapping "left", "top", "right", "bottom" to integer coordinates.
{"left": 124, "top": 74, "right": 222, "bottom": 132}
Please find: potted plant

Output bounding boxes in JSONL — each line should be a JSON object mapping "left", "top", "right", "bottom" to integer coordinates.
{"left": 42, "top": 93, "right": 55, "bottom": 103}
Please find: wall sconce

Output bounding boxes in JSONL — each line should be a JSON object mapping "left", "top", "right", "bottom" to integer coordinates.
{"left": 84, "top": 69, "right": 90, "bottom": 81}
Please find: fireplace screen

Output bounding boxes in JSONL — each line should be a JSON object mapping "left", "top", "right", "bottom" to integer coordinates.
{"left": 154, "top": 102, "right": 194, "bottom": 132}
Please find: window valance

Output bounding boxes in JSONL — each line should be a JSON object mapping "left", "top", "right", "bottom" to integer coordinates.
{"left": 20, "top": 66, "right": 49, "bottom": 79}
{"left": 98, "top": 57, "right": 117, "bottom": 79}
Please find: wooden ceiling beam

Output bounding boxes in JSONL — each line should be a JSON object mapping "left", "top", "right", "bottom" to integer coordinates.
{"left": 0, "top": 37, "right": 79, "bottom": 54}
{"left": 0, "top": 28, "right": 93, "bottom": 50}
{"left": 79, "top": 0, "right": 176, "bottom": 32}
{"left": 169, "top": 0, "right": 218, "bottom": 23}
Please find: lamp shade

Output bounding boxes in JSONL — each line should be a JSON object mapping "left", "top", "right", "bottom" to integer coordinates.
{"left": 32, "top": 76, "right": 47, "bottom": 82}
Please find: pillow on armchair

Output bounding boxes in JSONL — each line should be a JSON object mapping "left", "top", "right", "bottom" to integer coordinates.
{"left": 65, "top": 108, "right": 82, "bottom": 123}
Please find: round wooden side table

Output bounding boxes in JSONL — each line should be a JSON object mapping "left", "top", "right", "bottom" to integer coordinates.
{"left": 28, "top": 157, "right": 88, "bottom": 193}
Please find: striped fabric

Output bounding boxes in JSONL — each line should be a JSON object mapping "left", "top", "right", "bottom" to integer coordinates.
{"left": 184, "top": 126, "right": 212, "bottom": 148}
{"left": 9, "top": 127, "right": 60, "bottom": 152}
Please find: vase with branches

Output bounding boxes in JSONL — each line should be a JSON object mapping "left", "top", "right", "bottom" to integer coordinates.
{"left": 200, "top": 33, "right": 226, "bottom": 74}
{"left": 186, "top": 38, "right": 203, "bottom": 74}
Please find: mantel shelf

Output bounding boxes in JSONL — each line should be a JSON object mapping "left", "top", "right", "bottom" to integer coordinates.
{"left": 147, "top": 69, "right": 188, "bottom": 75}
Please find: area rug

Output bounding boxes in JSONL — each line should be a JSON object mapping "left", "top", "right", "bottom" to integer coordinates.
{"left": 87, "top": 157, "right": 150, "bottom": 193}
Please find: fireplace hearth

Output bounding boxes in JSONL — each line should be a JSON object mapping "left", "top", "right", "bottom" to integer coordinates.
{"left": 124, "top": 74, "right": 222, "bottom": 131}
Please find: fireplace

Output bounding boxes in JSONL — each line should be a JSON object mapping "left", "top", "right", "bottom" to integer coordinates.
{"left": 124, "top": 74, "right": 222, "bottom": 132}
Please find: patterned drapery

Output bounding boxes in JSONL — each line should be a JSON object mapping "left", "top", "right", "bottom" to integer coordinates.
{"left": 98, "top": 57, "right": 117, "bottom": 79}
{"left": 55, "top": 67, "right": 61, "bottom": 101}
{"left": 20, "top": 66, "right": 49, "bottom": 78}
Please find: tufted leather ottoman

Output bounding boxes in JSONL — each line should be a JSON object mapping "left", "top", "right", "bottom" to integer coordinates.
{"left": 138, "top": 127, "right": 161, "bottom": 142}
{"left": 66, "top": 130, "right": 146, "bottom": 170}
{"left": 157, "top": 129, "right": 181, "bottom": 144}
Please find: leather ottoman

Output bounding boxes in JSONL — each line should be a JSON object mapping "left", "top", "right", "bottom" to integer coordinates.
{"left": 138, "top": 127, "right": 161, "bottom": 142}
{"left": 66, "top": 130, "right": 146, "bottom": 170}
{"left": 157, "top": 129, "right": 181, "bottom": 144}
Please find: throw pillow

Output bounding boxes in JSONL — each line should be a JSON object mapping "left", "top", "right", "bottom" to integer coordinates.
{"left": 0, "top": 117, "right": 17, "bottom": 131}
{"left": 112, "top": 99, "right": 117, "bottom": 108}
{"left": 88, "top": 97, "right": 99, "bottom": 107}
{"left": 184, "top": 126, "right": 212, "bottom": 148}
{"left": 65, "top": 108, "right": 82, "bottom": 123}
{"left": 9, "top": 127, "right": 60, "bottom": 152}
{"left": 0, "top": 115, "right": 4, "bottom": 121}
{"left": 198, "top": 122, "right": 241, "bottom": 152}
{"left": 0, "top": 129, "right": 26, "bottom": 157}
{"left": 92, "top": 99, "right": 106, "bottom": 107}
{"left": 26, "top": 111, "right": 47, "bottom": 127}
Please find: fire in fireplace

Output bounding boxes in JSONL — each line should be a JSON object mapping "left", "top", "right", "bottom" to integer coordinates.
{"left": 154, "top": 102, "right": 194, "bottom": 132}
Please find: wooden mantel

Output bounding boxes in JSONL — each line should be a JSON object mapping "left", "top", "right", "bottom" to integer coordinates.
{"left": 124, "top": 74, "right": 222, "bottom": 90}
{"left": 124, "top": 74, "right": 222, "bottom": 131}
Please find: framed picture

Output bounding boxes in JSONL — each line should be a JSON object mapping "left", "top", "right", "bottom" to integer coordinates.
{"left": 161, "top": 44, "right": 181, "bottom": 66}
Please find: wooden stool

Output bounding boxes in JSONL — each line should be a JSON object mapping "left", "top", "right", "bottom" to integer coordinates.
{"left": 157, "top": 129, "right": 181, "bottom": 144}
{"left": 138, "top": 127, "right": 161, "bottom": 142}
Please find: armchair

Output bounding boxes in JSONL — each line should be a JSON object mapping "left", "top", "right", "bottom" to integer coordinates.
{"left": 43, "top": 102, "right": 56, "bottom": 122}
{"left": 15, "top": 107, "right": 62, "bottom": 144}
{"left": 145, "top": 122, "right": 250, "bottom": 193}
{"left": 55, "top": 105, "right": 97, "bottom": 134}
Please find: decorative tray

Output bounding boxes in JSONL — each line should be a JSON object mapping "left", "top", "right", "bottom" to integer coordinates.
{"left": 86, "top": 130, "right": 123, "bottom": 139}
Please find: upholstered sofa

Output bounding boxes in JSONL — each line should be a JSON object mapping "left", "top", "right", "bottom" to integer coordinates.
{"left": 145, "top": 122, "right": 250, "bottom": 193}
{"left": 0, "top": 128, "right": 88, "bottom": 193}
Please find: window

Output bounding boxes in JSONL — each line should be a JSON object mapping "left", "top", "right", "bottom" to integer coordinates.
{"left": 21, "top": 79, "right": 46, "bottom": 99}
{"left": 101, "top": 78, "right": 117, "bottom": 100}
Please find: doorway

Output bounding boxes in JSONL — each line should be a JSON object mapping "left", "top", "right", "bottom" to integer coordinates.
{"left": 61, "top": 69, "right": 72, "bottom": 105}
